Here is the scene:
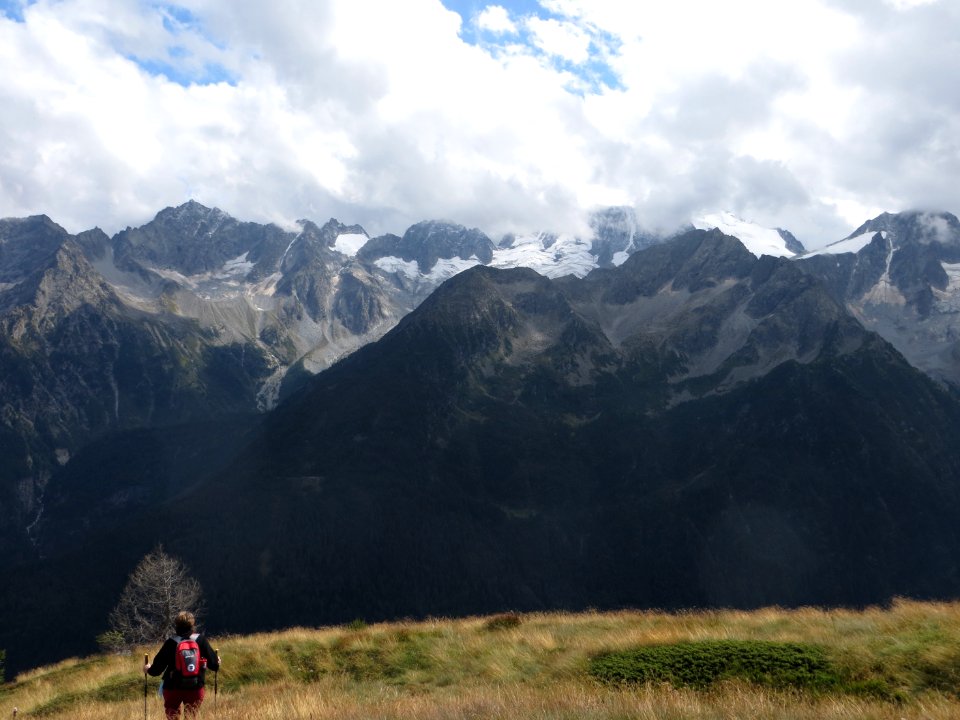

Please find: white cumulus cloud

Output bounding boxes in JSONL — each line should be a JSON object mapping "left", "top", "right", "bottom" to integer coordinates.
{"left": 0, "top": 0, "right": 957, "bottom": 249}
{"left": 476, "top": 5, "right": 516, "bottom": 34}
{"left": 524, "top": 16, "right": 590, "bottom": 64}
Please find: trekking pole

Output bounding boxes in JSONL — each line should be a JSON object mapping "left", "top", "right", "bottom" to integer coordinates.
{"left": 143, "top": 653, "right": 148, "bottom": 720}
{"left": 214, "top": 648, "right": 219, "bottom": 711}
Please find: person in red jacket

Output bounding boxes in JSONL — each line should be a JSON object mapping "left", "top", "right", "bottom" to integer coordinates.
{"left": 144, "top": 611, "right": 220, "bottom": 719}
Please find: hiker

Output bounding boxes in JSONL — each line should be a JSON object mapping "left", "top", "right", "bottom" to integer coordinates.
{"left": 144, "top": 611, "right": 220, "bottom": 719}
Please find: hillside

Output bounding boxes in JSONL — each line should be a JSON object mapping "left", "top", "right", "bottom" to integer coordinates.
{"left": 7, "top": 228, "right": 960, "bottom": 676}
{"left": 0, "top": 203, "right": 659, "bottom": 564}
{"left": 4, "top": 601, "right": 960, "bottom": 719}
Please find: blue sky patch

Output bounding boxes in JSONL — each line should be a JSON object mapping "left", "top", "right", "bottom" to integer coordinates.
{"left": 440, "top": 0, "right": 623, "bottom": 95}
{"left": 129, "top": 3, "right": 234, "bottom": 87}
{"left": 0, "top": 0, "right": 33, "bottom": 22}
{"left": 155, "top": 2, "right": 200, "bottom": 34}
{"left": 442, "top": 0, "right": 544, "bottom": 21}
{"left": 130, "top": 55, "right": 236, "bottom": 87}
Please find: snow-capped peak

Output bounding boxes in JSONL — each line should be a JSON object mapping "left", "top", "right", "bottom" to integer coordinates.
{"left": 333, "top": 232, "right": 368, "bottom": 257}
{"left": 800, "top": 231, "right": 886, "bottom": 258}
{"left": 692, "top": 212, "right": 798, "bottom": 259}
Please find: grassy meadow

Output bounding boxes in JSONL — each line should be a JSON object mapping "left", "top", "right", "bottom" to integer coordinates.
{"left": 4, "top": 599, "right": 960, "bottom": 719}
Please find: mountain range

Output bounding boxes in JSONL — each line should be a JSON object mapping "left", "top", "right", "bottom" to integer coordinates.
{"left": 2, "top": 203, "right": 960, "bottom": 674}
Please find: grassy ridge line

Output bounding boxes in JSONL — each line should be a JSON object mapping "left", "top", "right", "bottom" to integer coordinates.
{"left": 3, "top": 600, "right": 960, "bottom": 719}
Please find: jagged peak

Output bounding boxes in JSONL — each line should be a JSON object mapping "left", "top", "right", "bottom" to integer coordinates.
{"left": 291, "top": 218, "right": 369, "bottom": 259}
{"left": 0, "top": 214, "right": 69, "bottom": 238}
{"left": 847, "top": 209, "right": 960, "bottom": 247}
{"left": 409, "top": 220, "right": 492, "bottom": 241}
{"left": 153, "top": 199, "right": 231, "bottom": 226}
{"left": 355, "top": 219, "right": 494, "bottom": 271}
{"left": 404, "top": 218, "right": 472, "bottom": 233}
{"left": 0, "top": 216, "right": 72, "bottom": 280}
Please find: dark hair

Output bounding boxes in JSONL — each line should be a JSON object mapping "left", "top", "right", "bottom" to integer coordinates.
{"left": 174, "top": 611, "right": 196, "bottom": 636}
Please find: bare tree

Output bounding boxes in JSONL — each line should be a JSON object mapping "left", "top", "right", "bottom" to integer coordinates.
{"left": 108, "top": 546, "right": 203, "bottom": 648}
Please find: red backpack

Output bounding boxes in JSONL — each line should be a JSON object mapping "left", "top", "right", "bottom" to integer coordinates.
{"left": 173, "top": 634, "right": 203, "bottom": 687}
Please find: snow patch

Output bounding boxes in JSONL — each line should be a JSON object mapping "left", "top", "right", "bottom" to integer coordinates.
{"left": 217, "top": 252, "right": 254, "bottom": 278}
{"left": 373, "top": 232, "right": 600, "bottom": 285}
{"left": 334, "top": 233, "right": 368, "bottom": 257}
{"left": 612, "top": 251, "right": 630, "bottom": 266}
{"left": 375, "top": 256, "right": 420, "bottom": 280}
{"left": 491, "top": 232, "right": 596, "bottom": 278}
{"left": 693, "top": 212, "right": 796, "bottom": 258}
{"left": 802, "top": 231, "right": 885, "bottom": 258}
{"left": 425, "top": 256, "right": 484, "bottom": 283}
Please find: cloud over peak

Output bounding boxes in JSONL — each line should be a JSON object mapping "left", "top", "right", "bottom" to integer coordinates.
{"left": 0, "top": 0, "right": 957, "bottom": 249}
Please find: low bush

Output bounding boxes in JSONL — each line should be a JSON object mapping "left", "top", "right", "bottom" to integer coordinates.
{"left": 590, "top": 640, "right": 840, "bottom": 691}
{"left": 94, "top": 630, "right": 126, "bottom": 655}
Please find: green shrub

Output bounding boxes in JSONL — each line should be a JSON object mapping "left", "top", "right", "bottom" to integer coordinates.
{"left": 590, "top": 640, "right": 840, "bottom": 691}
{"left": 347, "top": 619, "right": 368, "bottom": 631}
{"left": 95, "top": 630, "right": 127, "bottom": 655}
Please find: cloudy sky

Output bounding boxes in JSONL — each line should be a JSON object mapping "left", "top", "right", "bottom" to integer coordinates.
{"left": 0, "top": 0, "right": 957, "bottom": 247}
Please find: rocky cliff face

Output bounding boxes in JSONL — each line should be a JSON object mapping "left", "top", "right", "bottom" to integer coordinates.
{"left": 0, "top": 215, "right": 280, "bottom": 565}
{"left": 102, "top": 206, "right": 409, "bottom": 403}
{"left": 358, "top": 220, "right": 496, "bottom": 271}
{"left": 0, "top": 201, "right": 683, "bottom": 565}
{"left": 798, "top": 211, "right": 960, "bottom": 388}
{"left": 113, "top": 200, "right": 282, "bottom": 276}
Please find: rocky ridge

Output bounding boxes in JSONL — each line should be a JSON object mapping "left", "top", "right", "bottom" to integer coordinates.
{"left": 796, "top": 211, "right": 960, "bottom": 387}
{"left": 0, "top": 202, "right": 674, "bottom": 562}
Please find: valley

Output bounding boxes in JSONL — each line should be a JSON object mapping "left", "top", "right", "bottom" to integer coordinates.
{"left": 3, "top": 204, "right": 960, "bottom": 677}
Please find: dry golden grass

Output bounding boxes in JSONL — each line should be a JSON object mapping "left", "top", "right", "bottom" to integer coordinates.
{"left": 3, "top": 681, "right": 958, "bottom": 720}
{"left": 4, "top": 599, "right": 960, "bottom": 719}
